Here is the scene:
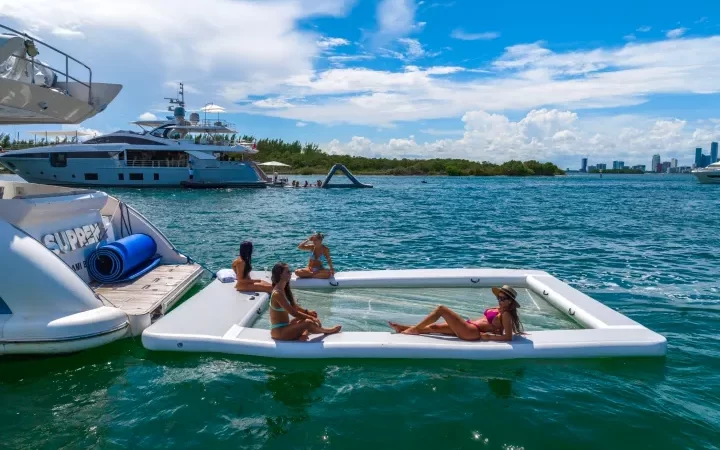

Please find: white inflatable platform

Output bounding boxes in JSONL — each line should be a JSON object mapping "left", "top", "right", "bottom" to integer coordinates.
{"left": 141, "top": 269, "right": 667, "bottom": 360}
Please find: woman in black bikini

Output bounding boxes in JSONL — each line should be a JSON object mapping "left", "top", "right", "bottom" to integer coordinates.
{"left": 295, "top": 233, "right": 335, "bottom": 279}
{"left": 388, "top": 285, "right": 523, "bottom": 341}
{"left": 269, "top": 262, "right": 342, "bottom": 341}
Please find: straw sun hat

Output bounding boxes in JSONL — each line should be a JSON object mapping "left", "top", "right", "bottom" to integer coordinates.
{"left": 491, "top": 285, "right": 520, "bottom": 308}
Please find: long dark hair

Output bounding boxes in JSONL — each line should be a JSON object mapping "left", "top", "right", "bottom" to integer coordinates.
{"left": 271, "top": 262, "right": 295, "bottom": 305}
{"left": 239, "top": 241, "right": 253, "bottom": 279}
{"left": 505, "top": 304, "right": 524, "bottom": 335}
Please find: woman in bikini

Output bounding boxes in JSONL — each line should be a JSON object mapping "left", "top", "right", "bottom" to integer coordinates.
{"left": 294, "top": 233, "right": 335, "bottom": 279}
{"left": 269, "top": 262, "right": 342, "bottom": 341}
{"left": 387, "top": 285, "right": 524, "bottom": 341}
{"left": 231, "top": 241, "right": 272, "bottom": 293}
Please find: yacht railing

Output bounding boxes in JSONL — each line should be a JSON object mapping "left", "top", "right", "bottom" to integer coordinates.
{"left": 1, "top": 24, "right": 93, "bottom": 104}
{"left": 126, "top": 160, "right": 188, "bottom": 168}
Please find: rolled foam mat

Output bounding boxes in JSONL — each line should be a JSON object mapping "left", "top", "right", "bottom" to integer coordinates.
{"left": 88, "top": 234, "right": 160, "bottom": 283}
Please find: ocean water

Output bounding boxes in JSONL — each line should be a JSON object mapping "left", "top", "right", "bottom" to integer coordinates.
{"left": 2, "top": 174, "right": 720, "bottom": 449}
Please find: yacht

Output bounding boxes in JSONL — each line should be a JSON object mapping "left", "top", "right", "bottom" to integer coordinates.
{"left": 0, "top": 85, "right": 270, "bottom": 187}
{"left": 692, "top": 162, "right": 720, "bottom": 184}
{"left": 0, "top": 180, "right": 203, "bottom": 354}
{"left": 0, "top": 24, "right": 121, "bottom": 124}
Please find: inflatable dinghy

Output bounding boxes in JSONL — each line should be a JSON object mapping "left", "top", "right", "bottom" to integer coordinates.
{"left": 142, "top": 269, "right": 667, "bottom": 360}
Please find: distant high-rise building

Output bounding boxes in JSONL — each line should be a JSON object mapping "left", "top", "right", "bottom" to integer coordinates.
{"left": 596, "top": 163, "right": 607, "bottom": 170}
{"left": 580, "top": 157, "right": 588, "bottom": 173}
{"left": 661, "top": 161, "right": 671, "bottom": 173}
{"left": 612, "top": 160, "right": 625, "bottom": 170}
{"left": 702, "top": 154, "right": 711, "bottom": 167}
{"left": 712, "top": 142, "right": 718, "bottom": 163}
{"left": 652, "top": 154, "right": 661, "bottom": 173}
{"left": 696, "top": 148, "right": 703, "bottom": 168}
{"left": 632, "top": 165, "right": 646, "bottom": 172}
{"left": 671, "top": 158, "right": 678, "bottom": 168}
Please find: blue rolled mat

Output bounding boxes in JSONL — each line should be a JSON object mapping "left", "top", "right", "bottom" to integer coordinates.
{"left": 88, "top": 233, "right": 160, "bottom": 283}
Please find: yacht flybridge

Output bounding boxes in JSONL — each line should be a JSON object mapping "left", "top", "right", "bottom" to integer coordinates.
{"left": 0, "top": 24, "right": 122, "bottom": 125}
{"left": 0, "top": 84, "right": 269, "bottom": 187}
{"left": 0, "top": 180, "right": 203, "bottom": 355}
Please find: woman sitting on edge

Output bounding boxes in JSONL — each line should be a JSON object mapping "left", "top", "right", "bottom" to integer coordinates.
{"left": 232, "top": 241, "right": 272, "bottom": 293}
{"left": 269, "top": 262, "right": 342, "bottom": 341}
{"left": 295, "top": 233, "right": 335, "bottom": 279}
{"left": 388, "top": 285, "right": 523, "bottom": 341}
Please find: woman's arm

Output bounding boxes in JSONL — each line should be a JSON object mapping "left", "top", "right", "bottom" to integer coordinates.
{"left": 297, "top": 239, "right": 314, "bottom": 250}
{"left": 481, "top": 312, "right": 514, "bottom": 341}
{"left": 324, "top": 247, "right": 335, "bottom": 274}
{"left": 273, "top": 292, "right": 319, "bottom": 323}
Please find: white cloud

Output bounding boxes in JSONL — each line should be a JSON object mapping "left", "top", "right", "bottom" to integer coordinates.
{"left": 450, "top": 29, "right": 500, "bottom": 41}
{"left": 51, "top": 27, "right": 85, "bottom": 39}
{"left": 637, "top": 26, "right": 652, "bottom": 32}
{"left": 327, "top": 54, "right": 375, "bottom": 63}
{"left": 138, "top": 112, "right": 157, "bottom": 121}
{"left": 325, "top": 109, "right": 720, "bottom": 165}
{"left": 253, "top": 98, "right": 295, "bottom": 108}
{"left": 374, "top": 0, "right": 417, "bottom": 44}
{"left": 666, "top": 28, "right": 687, "bottom": 39}
{"left": 623, "top": 34, "right": 636, "bottom": 41}
{"left": 296, "top": 121, "right": 308, "bottom": 127}
{"left": 0, "top": 0, "right": 353, "bottom": 100}
{"left": 317, "top": 37, "right": 351, "bottom": 50}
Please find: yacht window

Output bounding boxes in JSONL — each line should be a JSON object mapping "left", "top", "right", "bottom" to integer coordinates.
{"left": 118, "top": 173, "right": 125, "bottom": 181}
{"left": 0, "top": 296, "right": 11, "bottom": 314}
{"left": 84, "top": 173, "right": 99, "bottom": 180}
{"left": 86, "top": 136, "right": 165, "bottom": 145}
{"left": 66, "top": 152, "right": 115, "bottom": 159}
{"left": 14, "top": 153, "right": 49, "bottom": 158}
{"left": 50, "top": 153, "right": 67, "bottom": 167}
{"left": 129, "top": 173, "right": 143, "bottom": 181}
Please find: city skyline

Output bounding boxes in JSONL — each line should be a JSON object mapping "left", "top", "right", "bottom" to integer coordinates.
{"left": 578, "top": 141, "right": 717, "bottom": 172}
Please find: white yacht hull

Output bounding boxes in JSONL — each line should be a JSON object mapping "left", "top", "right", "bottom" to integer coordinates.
{"left": 0, "top": 181, "right": 203, "bottom": 355}
{"left": 692, "top": 169, "right": 720, "bottom": 184}
{"left": 0, "top": 155, "right": 266, "bottom": 187}
{"left": 0, "top": 78, "right": 121, "bottom": 125}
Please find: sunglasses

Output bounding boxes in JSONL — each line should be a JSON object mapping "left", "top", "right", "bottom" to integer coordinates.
{"left": 497, "top": 294, "right": 510, "bottom": 301}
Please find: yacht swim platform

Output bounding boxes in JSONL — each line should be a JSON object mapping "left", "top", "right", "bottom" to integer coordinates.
{"left": 92, "top": 263, "right": 203, "bottom": 317}
{"left": 142, "top": 269, "right": 667, "bottom": 361}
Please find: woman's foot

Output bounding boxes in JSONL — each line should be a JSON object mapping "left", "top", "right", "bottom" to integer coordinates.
{"left": 298, "top": 335, "right": 310, "bottom": 342}
{"left": 401, "top": 327, "right": 420, "bottom": 335}
{"left": 323, "top": 325, "right": 342, "bottom": 334}
{"left": 388, "top": 322, "right": 405, "bottom": 333}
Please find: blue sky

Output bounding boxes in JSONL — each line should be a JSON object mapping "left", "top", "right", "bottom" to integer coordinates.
{"left": 2, "top": 0, "right": 720, "bottom": 168}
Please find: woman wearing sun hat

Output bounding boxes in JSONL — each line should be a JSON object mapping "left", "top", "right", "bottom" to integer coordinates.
{"left": 388, "top": 285, "right": 524, "bottom": 341}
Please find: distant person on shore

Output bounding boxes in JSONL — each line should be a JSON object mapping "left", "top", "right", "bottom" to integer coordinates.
{"left": 316, "top": 180, "right": 323, "bottom": 187}
{"left": 388, "top": 286, "right": 524, "bottom": 341}
{"left": 269, "top": 262, "right": 341, "bottom": 340}
{"left": 232, "top": 241, "right": 272, "bottom": 293}
{"left": 304, "top": 180, "right": 309, "bottom": 188}
{"left": 295, "top": 233, "right": 335, "bottom": 279}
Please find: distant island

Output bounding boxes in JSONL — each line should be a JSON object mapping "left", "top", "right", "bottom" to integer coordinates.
{"left": 0, "top": 135, "right": 566, "bottom": 177}
{"left": 253, "top": 138, "right": 564, "bottom": 177}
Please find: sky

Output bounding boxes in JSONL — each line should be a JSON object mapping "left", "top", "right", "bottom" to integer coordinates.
{"left": 1, "top": 0, "right": 720, "bottom": 169}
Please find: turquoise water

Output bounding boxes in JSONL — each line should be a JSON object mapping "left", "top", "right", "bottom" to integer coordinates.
{"left": 2, "top": 174, "right": 720, "bottom": 449}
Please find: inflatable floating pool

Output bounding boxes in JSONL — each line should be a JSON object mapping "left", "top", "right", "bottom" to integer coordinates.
{"left": 141, "top": 269, "right": 667, "bottom": 360}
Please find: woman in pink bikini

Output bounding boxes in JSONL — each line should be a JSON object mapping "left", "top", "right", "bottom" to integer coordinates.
{"left": 387, "top": 285, "right": 523, "bottom": 341}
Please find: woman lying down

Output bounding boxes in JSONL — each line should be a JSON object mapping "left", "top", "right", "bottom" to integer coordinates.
{"left": 388, "top": 285, "right": 524, "bottom": 341}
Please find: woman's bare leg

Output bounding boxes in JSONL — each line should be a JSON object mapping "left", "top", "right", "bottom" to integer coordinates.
{"left": 295, "top": 268, "right": 314, "bottom": 278}
{"left": 271, "top": 319, "right": 342, "bottom": 340}
{"left": 402, "top": 305, "right": 480, "bottom": 340}
{"left": 311, "top": 269, "right": 332, "bottom": 279}
{"left": 388, "top": 321, "right": 455, "bottom": 335}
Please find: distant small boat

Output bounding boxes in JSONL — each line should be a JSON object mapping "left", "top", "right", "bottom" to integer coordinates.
{"left": 421, "top": 180, "right": 428, "bottom": 184}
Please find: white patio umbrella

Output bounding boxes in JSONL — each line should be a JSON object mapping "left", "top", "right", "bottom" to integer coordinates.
{"left": 257, "top": 161, "right": 291, "bottom": 167}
